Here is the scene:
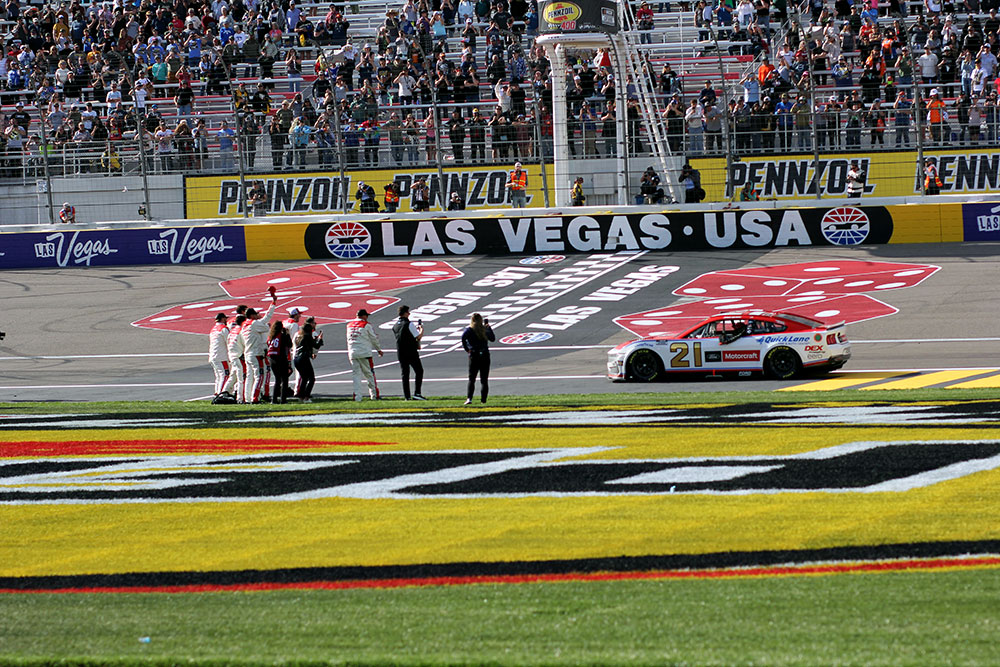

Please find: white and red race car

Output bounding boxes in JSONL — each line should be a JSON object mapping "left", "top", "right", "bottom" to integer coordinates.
{"left": 607, "top": 311, "right": 850, "bottom": 382}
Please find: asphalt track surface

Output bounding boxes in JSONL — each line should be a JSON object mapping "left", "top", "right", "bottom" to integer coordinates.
{"left": 1, "top": 242, "right": 999, "bottom": 402}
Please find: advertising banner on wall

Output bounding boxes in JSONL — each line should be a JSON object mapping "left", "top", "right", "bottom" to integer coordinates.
{"left": 280, "top": 205, "right": 894, "bottom": 261}
{"left": 538, "top": 0, "right": 619, "bottom": 33}
{"left": 961, "top": 202, "right": 1000, "bottom": 242}
{"left": 4, "top": 202, "right": 994, "bottom": 271}
{"left": 0, "top": 225, "right": 246, "bottom": 270}
{"left": 184, "top": 164, "right": 554, "bottom": 219}
{"left": 692, "top": 149, "right": 1000, "bottom": 201}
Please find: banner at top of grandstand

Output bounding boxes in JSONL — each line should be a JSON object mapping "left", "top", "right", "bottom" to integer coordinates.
{"left": 538, "top": 0, "right": 619, "bottom": 34}
{"left": 184, "top": 164, "right": 553, "bottom": 219}
{"left": 692, "top": 148, "right": 1000, "bottom": 201}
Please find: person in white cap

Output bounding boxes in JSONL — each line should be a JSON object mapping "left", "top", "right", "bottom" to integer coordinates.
{"left": 208, "top": 312, "right": 231, "bottom": 397}
{"left": 283, "top": 307, "right": 302, "bottom": 394}
{"left": 346, "top": 308, "right": 382, "bottom": 400}
{"left": 241, "top": 289, "right": 278, "bottom": 403}
{"left": 506, "top": 161, "right": 527, "bottom": 208}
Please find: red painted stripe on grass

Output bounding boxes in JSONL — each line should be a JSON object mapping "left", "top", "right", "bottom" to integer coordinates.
{"left": 1, "top": 440, "right": 389, "bottom": 457}
{"left": 5, "top": 556, "right": 1000, "bottom": 594}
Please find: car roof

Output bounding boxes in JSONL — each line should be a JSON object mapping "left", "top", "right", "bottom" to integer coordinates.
{"left": 676, "top": 310, "right": 829, "bottom": 337}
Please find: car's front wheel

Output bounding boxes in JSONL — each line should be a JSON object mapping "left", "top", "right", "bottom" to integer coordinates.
{"left": 626, "top": 349, "right": 663, "bottom": 382}
{"left": 764, "top": 346, "right": 802, "bottom": 380}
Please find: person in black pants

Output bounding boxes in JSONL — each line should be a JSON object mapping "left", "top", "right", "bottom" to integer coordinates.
{"left": 293, "top": 319, "right": 323, "bottom": 402}
{"left": 266, "top": 321, "right": 293, "bottom": 404}
{"left": 392, "top": 305, "right": 425, "bottom": 400}
{"left": 461, "top": 313, "right": 495, "bottom": 405}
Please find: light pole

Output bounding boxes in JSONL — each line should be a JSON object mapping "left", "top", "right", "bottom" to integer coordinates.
{"left": 109, "top": 52, "right": 153, "bottom": 221}
{"left": 34, "top": 102, "right": 56, "bottom": 224}
{"left": 215, "top": 47, "right": 249, "bottom": 218}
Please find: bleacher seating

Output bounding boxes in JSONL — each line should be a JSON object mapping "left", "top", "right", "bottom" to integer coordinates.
{"left": 0, "top": 0, "right": 995, "bottom": 188}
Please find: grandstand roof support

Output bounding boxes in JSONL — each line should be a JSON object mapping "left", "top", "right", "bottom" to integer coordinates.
{"left": 537, "top": 33, "right": 618, "bottom": 207}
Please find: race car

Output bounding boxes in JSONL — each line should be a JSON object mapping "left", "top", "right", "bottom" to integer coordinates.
{"left": 607, "top": 311, "right": 850, "bottom": 382}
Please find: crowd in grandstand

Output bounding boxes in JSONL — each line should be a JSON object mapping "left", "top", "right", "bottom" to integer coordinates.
{"left": 1, "top": 0, "right": 1000, "bottom": 183}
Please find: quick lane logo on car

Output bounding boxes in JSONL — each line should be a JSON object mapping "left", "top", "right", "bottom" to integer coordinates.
{"left": 759, "top": 335, "right": 812, "bottom": 344}
{"left": 5, "top": 441, "right": 1000, "bottom": 503}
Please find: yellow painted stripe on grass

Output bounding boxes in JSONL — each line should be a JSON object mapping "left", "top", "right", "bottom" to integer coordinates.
{"left": 859, "top": 370, "right": 990, "bottom": 390}
{"left": 3, "top": 425, "right": 1000, "bottom": 578}
{"left": 778, "top": 372, "right": 913, "bottom": 391}
{"left": 946, "top": 373, "right": 1000, "bottom": 389}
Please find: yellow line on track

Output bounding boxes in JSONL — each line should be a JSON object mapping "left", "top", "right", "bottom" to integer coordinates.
{"left": 859, "top": 370, "right": 992, "bottom": 390}
{"left": 946, "top": 373, "right": 1000, "bottom": 389}
{"left": 778, "top": 372, "right": 913, "bottom": 391}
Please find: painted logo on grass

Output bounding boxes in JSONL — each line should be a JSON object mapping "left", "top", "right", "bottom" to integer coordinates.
{"left": 6, "top": 440, "right": 1000, "bottom": 503}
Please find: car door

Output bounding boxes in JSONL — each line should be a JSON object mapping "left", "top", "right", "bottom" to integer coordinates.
{"left": 701, "top": 318, "right": 763, "bottom": 371}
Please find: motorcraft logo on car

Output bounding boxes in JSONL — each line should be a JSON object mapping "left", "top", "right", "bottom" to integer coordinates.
{"left": 961, "top": 202, "right": 1000, "bottom": 241}
{"left": 723, "top": 351, "right": 760, "bottom": 362}
{"left": 32, "top": 231, "right": 118, "bottom": 267}
{"left": 6, "top": 441, "right": 1000, "bottom": 504}
{"left": 821, "top": 207, "right": 871, "bottom": 246}
{"left": 500, "top": 332, "right": 553, "bottom": 345}
{"left": 146, "top": 227, "right": 234, "bottom": 263}
{"left": 303, "top": 209, "right": 893, "bottom": 260}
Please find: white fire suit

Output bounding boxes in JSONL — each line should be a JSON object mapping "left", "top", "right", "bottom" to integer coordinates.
{"left": 346, "top": 317, "right": 382, "bottom": 400}
{"left": 208, "top": 321, "right": 230, "bottom": 395}
{"left": 242, "top": 301, "right": 277, "bottom": 403}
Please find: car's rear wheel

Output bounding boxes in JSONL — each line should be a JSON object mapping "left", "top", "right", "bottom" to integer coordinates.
{"left": 764, "top": 346, "right": 802, "bottom": 380}
{"left": 626, "top": 349, "right": 663, "bottom": 382}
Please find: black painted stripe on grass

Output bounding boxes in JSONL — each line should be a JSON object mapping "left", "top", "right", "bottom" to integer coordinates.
{"left": 4, "top": 539, "right": 1000, "bottom": 591}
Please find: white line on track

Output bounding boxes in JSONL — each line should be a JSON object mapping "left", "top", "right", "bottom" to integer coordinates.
{"left": 1, "top": 338, "right": 998, "bottom": 363}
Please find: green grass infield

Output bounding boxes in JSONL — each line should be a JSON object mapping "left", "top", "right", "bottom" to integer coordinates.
{"left": 1, "top": 570, "right": 999, "bottom": 666}
{"left": 3, "top": 391, "right": 999, "bottom": 665}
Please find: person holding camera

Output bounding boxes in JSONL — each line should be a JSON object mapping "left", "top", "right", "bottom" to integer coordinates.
{"left": 392, "top": 305, "right": 425, "bottom": 400}
{"left": 248, "top": 181, "right": 267, "bottom": 217}
{"left": 461, "top": 312, "right": 495, "bottom": 405}
{"left": 293, "top": 317, "right": 323, "bottom": 403}
{"left": 639, "top": 167, "right": 663, "bottom": 204}
{"left": 355, "top": 181, "right": 379, "bottom": 213}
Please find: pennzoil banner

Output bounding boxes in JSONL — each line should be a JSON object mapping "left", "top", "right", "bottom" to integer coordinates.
{"left": 183, "top": 164, "right": 554, "bottom": 219}
{"left": 538, "top": 0, "right": 619, "bottom": 33}
{"left": 692, "top": 148, "right": 1000, "bottom": 200}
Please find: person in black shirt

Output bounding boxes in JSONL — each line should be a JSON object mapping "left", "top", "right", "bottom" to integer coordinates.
{"left": 461, "top": 312, "right": 495, "bottom": 405}
{"left": 266, "top": 321, "right": 293, "bottom": 404}
{"left": 392, "top": 305, "right": 425, "bottom": 400}
{"left": 293, "top": 319, "right": 323, "bottom": 402}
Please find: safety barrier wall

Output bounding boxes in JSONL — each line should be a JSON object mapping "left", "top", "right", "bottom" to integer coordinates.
{"left": 693, "top": 149, "right": 1000, "bottom": 201}
{"left": 184, "top": 163, "right": 555, "bottom": 218}
{"left": 0, "top": 202, "right": 985, "bottom": 270}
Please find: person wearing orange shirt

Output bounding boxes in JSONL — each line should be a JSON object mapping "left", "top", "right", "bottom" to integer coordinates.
{"left": 757, "top": 57, "right": 775, "bottom": 86}
{"left": 926, "top": 88, "right": 947, "bottom": 143}
{"left": 506, "top": 161, "right": 528, "bottom": 208}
